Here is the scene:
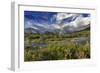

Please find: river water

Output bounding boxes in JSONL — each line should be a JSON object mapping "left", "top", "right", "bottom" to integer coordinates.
{"left": 31, "top": 37, "right": 89, "bottom": 48}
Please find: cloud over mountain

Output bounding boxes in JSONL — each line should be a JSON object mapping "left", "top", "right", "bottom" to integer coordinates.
{"left": 24, "top": 11, "right": 90, "bottom": 34}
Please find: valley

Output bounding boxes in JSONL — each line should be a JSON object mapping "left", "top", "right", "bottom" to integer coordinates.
{"left": 24, "top": 27, "right": 90, "bottom": 61}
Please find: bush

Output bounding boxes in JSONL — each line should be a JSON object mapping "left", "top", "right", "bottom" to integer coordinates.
{"left": 24, "top": 28, "right": 90, "bottom": 61}
{"left": 24, "top": 41, "right": 90, "bottom": 61}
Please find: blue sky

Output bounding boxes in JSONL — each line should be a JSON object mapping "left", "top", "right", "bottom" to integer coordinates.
{"left": 24, "top": 11, "right": 90, "bottom": 25}
{"left": 24, "top": 11, "right": 57, "bottom": 25}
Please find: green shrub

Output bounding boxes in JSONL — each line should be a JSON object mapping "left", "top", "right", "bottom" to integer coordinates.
{"left": 24, "top": 28, "right": 90, "bottom": 61}
{"left": 24, "top": 41, "right": 90, "bottom": 61}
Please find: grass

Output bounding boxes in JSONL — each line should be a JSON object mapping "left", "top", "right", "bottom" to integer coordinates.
{"left": 24, "top": 27, "right": 90, "bottom": 61}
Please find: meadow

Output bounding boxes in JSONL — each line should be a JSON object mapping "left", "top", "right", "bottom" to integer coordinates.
{"left": 24, "top": 27, "right": 90, "bottom": 61}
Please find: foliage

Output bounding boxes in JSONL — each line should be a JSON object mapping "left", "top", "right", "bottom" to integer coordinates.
{"left": 24, "top": 28, "right": 90, "bottom": 61}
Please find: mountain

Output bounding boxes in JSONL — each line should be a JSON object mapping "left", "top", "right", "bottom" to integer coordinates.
{"left": 24, "top": 12, "right": 90, "bottom": 34}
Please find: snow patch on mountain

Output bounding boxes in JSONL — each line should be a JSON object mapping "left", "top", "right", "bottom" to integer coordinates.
{"left": 24, "top": 12, "right": 90, "bottom": 34}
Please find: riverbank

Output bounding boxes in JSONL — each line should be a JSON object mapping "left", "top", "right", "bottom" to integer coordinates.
{"left": 24, "top": 27, "right": 90, "bottom": 61}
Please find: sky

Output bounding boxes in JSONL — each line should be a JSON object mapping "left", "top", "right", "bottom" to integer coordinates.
{"left": 24, "top": 11, "right": 90, "bottom": 26}
{"left": 24, "top": 11, "right": 57, "bottom": 25}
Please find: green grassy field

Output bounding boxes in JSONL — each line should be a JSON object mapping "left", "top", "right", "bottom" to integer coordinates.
{"left": 24, "top": 28, "right": 90, "bottom": 61}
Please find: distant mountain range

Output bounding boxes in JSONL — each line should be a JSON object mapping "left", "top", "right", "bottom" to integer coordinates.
{"left": 24, "top": 12, "right": 90, "bottom": 34}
